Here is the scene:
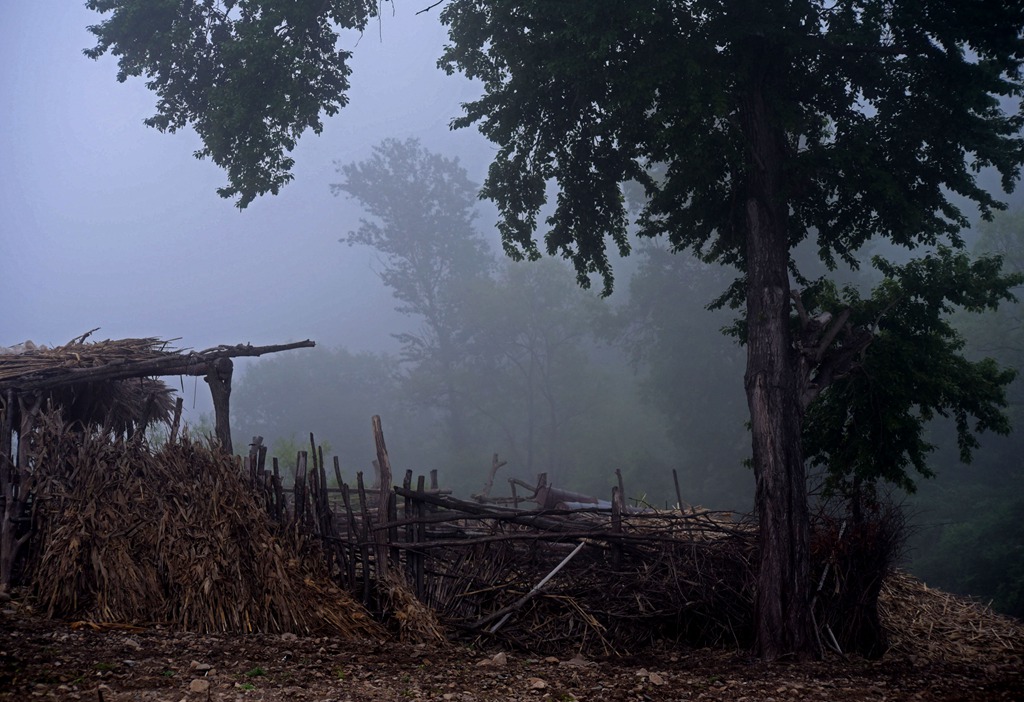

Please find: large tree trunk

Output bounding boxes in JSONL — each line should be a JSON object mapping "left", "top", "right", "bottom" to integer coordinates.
{"left": 739, "top": 38, "right": 817, "bottom": 661}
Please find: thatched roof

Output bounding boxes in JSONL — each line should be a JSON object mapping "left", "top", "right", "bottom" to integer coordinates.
{"left": 0, "top": 332, "right": 314, "bottom": 393}
{"left": 0, "top": 335, "right": 174, "bottom": 385}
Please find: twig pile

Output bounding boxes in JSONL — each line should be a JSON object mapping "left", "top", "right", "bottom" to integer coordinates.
{"left": 26, "top": 413, "right": 382, "bottom": 639}
{"left": 404, "top": 507, "right": 759, "bottom": 655}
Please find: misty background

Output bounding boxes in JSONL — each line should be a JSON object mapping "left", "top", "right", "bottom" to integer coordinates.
{"left": 2, "top": 4, "right": 1021, "bottom": 617}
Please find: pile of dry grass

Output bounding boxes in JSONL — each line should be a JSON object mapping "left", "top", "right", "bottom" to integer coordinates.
{"left": 26, "top": 414, "right": 382, "bottom": 639}
{"left": 880, "top": 570, "right": 1023, "bottom": 665}
{"left": 378, "top": 571, "right": 446, "bottom": 644}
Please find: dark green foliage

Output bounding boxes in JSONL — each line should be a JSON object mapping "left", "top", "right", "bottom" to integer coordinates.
{"left": 906, "top": 209, "right": 1024, "bottom": 617}
{"left": 441, "top": 0, "right": 1024, "bottom": 499}
{"left": 913, "top": 489, "right": 1024, "bottom": 618}
{"left": 85, "top": 0, "right": 378, "bottom": 207}
{"left": 440, "top": 0, "right": 1024, "bottom": 289}
{"left": 803, "top": 248, "right": 1021, "bottom": 495}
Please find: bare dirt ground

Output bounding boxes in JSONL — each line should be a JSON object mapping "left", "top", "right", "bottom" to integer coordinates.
{"left": 2, "top": 599, "right": 1021, "bottom": 702}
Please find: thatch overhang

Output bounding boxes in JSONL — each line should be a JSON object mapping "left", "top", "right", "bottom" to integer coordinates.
{"left": 0, "top": 334, "right": 314, "bottom": 394}
{"left": 1, "top": 334, "right": 314, "bottom": 454}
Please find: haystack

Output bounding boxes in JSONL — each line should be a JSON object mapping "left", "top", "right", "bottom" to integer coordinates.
{"left": 26, "top": 412, "right": 382, "bottom": 639}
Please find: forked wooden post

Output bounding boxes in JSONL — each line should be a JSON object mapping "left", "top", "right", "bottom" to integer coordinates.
{"left": 204, "top": 356, "right": 233, "bottom": 454}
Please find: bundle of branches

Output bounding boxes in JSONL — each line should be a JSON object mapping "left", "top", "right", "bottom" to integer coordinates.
{"left": 416, "top": 511, "right": 758, "bottom": 655}
{"left": 810, "top": 498, "right": 908, "bottom": 659}
{"left": 423, "top": 540, "right": 523, "bottom": 622}
{"left": 377, "top": 570, "right": 446, "bottom": 644}
{"left": 492, "top": 529, "right": 756, "bottom": 655}
{"left": 26, "top": 412, "right": 382, "bottom": 638}
{"left": 423, "top": 502, "right": 910, "bottom": 657}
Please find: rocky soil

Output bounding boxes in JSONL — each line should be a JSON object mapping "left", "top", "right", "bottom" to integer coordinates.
{"left": 2, "top": 599, "right": 1021, "bottom": 702}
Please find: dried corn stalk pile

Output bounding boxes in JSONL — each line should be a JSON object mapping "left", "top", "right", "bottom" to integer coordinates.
{"left": 26, "top": 414, "right": 382, "bottom": 639}
{"left": 880, "top": 570, "right": 1023, "bottom": 665}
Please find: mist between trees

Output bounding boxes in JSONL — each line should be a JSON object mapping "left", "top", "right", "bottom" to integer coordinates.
{"left": 223, "top": 139, "right": 1024, "bottom": 620}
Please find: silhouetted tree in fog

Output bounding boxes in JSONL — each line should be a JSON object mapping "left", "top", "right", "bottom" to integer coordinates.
{"left": 462, "top": 258, "right": 602, "bottom": 482}
{"left": 332, "top": 138, "right": 493, "bottom": 455}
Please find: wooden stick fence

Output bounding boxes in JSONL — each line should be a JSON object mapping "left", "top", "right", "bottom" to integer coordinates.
{"left": 241, "top": 417, "right": 753, "bottom": 650}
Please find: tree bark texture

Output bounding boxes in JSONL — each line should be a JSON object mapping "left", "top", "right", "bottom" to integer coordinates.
{"left": 739, "top": 38, "right": 816, "bottom": 661}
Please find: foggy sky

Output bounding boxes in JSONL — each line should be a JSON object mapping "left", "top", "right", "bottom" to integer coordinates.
{"left": 0, "top": 2, "right": 497, "bottom": 412}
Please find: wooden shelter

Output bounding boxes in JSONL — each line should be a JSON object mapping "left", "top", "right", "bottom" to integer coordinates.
{"left": 0, "top": 331, "right": 314, "bottom": 587}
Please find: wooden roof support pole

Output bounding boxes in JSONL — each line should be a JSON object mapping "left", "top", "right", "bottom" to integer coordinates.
{"left": 0, "top": 390, "right": 16, "bottom": 589}
{"left": 204, "top": 356, "right": 233, "bottom": 455}
{"left": 0, "top": 390, "right": 12, "bottom": 482}
{"left": 1, "top": 391, "right": 39, "bottom": 589}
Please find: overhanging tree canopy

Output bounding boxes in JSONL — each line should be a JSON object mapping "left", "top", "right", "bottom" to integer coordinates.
{"left": 84, "top": 0, "right": 379, "bottom": 208}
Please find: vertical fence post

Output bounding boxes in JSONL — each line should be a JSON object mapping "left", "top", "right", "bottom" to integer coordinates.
{"left": 294, "top": 451, "right": 308, "bottom": 529}
{"left": 415, "top": 474, "right": 427, "bottom": 601}
{"left": 340, "top": 481, "right": 358, "bottom": 590}
{"left": 611, "top": 485, "right": 623, "bottom": 571}
{"left": 356, "top": 471, "right": 373, "bottom": 604}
